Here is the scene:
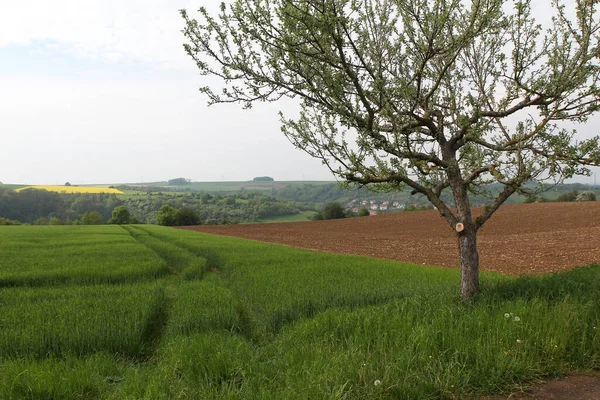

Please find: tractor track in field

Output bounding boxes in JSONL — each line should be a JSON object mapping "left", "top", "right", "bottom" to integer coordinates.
{"left": 181, "top": 202, "right": 600, "bottom": 275}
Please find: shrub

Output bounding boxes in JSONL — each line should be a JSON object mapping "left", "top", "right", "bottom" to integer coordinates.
{"left": 311, "top": 212, "right": 325, "bottom": 221}
{"left": 35, "top": 217, "right": 49, "bottom": 225}
{"left": 0, "top": 218, "right": 20, "bottom": 226}
{"left": 556, "top": 190, "right": 578, "bottom": 202}
{"left": 576, "top": 191, "right": 596, "bottom": 202}
{"left": 357, "top": 207, "right": 370, "bottom": 217}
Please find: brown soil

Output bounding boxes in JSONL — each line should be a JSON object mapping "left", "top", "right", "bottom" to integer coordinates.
{"left": 182, "top": 202, "right": 600, "bottom": 275}
{"left": 486, "top": 372, "right": 600, "bottom": 400}
{"left": 180, "top": 202, "right": 600, "bottom": 399}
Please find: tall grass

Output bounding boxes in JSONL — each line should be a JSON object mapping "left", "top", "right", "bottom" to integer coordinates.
{"left": 0, "top": 282, "right": 166, "bottom": 359}
{"left": 166, "top": 281, "right": 240, "bottom": 338}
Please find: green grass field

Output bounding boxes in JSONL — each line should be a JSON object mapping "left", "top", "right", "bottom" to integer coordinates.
{"left": 0, "top": 225, "right": 598, "bottom": 399}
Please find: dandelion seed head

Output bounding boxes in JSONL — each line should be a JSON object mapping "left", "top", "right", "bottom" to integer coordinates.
{"left": 504, "top": 313, "right": 510, "bottom": 319}
{"left": 374, "top": 380, "right": 381, "bottom": 386}
{"left": 516, "top": 339, "right": 522, "bottom": 344}
{"left": 514, "top": 316, "right": 521, "bottom": 322}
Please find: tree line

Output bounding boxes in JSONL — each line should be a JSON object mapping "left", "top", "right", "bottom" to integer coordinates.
{"left": 0, "top": 188, "right": 307, "bottom": 225}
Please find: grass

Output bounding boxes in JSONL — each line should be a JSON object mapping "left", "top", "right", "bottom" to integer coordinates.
{"left": 0, "top": 224, "right": 598, "bottom": 399}
{"left": 0, "top": 282, "right": 166, "bottom": 359}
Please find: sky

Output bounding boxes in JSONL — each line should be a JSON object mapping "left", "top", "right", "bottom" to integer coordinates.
{"left": 0, "top": 0, "right": 330, "bottom": 185}
{"left": 0, "top": 1, "right": 598, "bottom": 185}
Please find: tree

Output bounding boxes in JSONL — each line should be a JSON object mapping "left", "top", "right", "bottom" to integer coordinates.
{"left": 156, "top": 205, "right": 202, "bottom": 226}
{"left": 253, "top": 176, "right": 275, "bottom": 182}
{"left": 81, "top": 211, "right": 103, "bottom": 225}
{"left": 182, "top": 1, "right": 600, "bottom": 299}
{"left": 64, "top": 182, "right": 71, "bottom": 186}
{"left": 323, "top": 202, "right": 346, "bottom": 219}
{"left": 110, "top": 206, "right": 131, "bottom": 225}
{"left": 156, "top": 205, "right": 178, "bottom": 226}
{"left": 175, "top": 208, "right": 201, "bottom": 226}
{"left": 168, "top": 178, "right": 191, "bottom": 185}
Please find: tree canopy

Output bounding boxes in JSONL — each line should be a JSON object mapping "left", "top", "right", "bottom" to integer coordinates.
{"left": 182, "top": 0, "right": 600, "bottom": 298}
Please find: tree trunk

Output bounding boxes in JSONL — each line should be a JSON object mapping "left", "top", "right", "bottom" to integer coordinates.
{"left": 458, "top": 226, "right": 480, "bottom": 300}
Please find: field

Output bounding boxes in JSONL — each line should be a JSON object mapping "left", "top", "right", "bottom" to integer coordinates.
{"left": 0, "top": 222, "right": 599, "bottom": 398}
{"left": 15, "top": 185, "right": 124, "bottom": 194}
{"left": 185, "top": 201, "right": 600, "bottom": 275}
{"left": 121, "top": 180, "right": 335, "bottom": 192}
{"left": 255, "top": 210, "right": 313, "bottom": 223}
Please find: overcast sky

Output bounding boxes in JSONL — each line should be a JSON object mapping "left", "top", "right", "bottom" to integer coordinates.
{"left": 1, "top": 1, "right": 598, "bottom": 185}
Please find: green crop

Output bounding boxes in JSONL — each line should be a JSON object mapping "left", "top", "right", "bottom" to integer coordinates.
{"left": 0, "top": 225, "right": 599, "bottom": 399}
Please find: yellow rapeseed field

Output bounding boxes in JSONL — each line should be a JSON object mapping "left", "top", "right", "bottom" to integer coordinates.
{"left": 15, "top": 186, "right": 124, "bottom": 195}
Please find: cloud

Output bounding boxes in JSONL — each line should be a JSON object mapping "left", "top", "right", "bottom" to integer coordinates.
{"left": 0, "top": 0, "right": 201, "bottom": 70}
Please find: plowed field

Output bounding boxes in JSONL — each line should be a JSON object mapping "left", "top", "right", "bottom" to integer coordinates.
{"left": 182, "top": 202, "right": 600, "bottom": 275}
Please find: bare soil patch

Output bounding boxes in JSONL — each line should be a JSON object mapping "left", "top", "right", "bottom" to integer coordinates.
{"left": 486, "top": 372, "right": 600, "bottom": 399}
{"left": 181, "top": 202, "right": 600, "bottom": 275}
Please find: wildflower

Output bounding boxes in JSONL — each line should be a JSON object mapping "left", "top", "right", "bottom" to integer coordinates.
{"left": 428, "top": 355, "right": 433, "bottom": 359}
{"left": 374, "top": 380, "right": 381, "bottom": 386}
{"left": 516, "top": 339, "right": 522, "bottom": 344}
{"left": 514, "top": 316, "right": 521, "bottom": 322}
{"left": 504, "top": 313, "right": 510, "bottom": 319}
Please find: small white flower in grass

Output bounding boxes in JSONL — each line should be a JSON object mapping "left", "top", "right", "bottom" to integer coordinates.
{"left": 514, "top": 316, "right": 521, "bottom": 322}
{"left": 516, "top": 339, "right": 522, "bottom": 344}
{"left": 374, "top": 380, "right": 381, "bottom": 386}
{"left": 504, "top": 313, "right": 510, "bottom": 319}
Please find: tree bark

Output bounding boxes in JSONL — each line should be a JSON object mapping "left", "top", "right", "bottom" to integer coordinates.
{"left": 458, "top": 226, "right": 480, "bottom": 300}
{"left": 445, "top": 154, "right": 480, "bottom": 300}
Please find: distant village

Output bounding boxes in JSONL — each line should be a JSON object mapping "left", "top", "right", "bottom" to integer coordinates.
{"left": 345, "top": 199, "right": 412, "bottom": 216}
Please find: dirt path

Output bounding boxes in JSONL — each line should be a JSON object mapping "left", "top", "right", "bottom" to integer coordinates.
{"left": 182, "top": 202, "right": 600, "bottom": 275}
